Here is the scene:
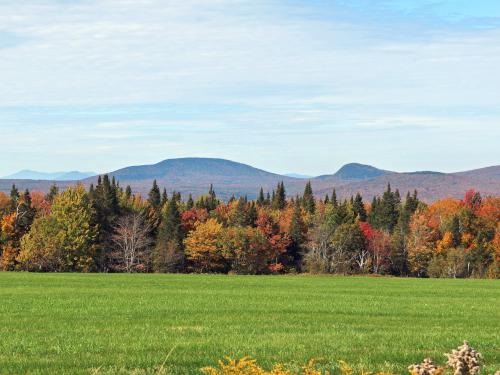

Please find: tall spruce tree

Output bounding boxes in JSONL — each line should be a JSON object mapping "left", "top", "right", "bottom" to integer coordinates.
{"left": 45, "top": 184, "right": 59, "bottom": 203}
{"left": 352, "top": 192, "right": 367, "bottom": 221}
{"left": 153, "top": 198, "right": 184, "bottom": 272}
{"left": 272, "top": 182, "right": 286, "bottom": 210}
{"left": 186, "top": 194, "right": 194, "bottom": 210}
{"left": 148, "top": 180, "right": 161, "bottom": 209}
{"left": 257, "top": 188, "right": 265, "bottom": 207}
{"left": 161, "top": 188, "right": 168, "bottom": 207}
{"left": 379, "top": 184, "right": 400, "bottom": 233}
{"left": 331, "top": 188, "right": 338, "bottom": 208}
{"left": 125, "top": 185, "right": 132, "bottom": 201}
{"left": 10, "top": 184, "right": 20, "bottom": 212}
{"left": 302, "top": 181, "right": 315, "bottom": 214}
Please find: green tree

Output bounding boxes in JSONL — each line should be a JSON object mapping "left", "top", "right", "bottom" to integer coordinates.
{"left": 302, "top": 181, "right": 315, "bottom": 214}
{"left": 148, "top": 180, "right": 161, "bottom": 209}
{"left": 186, "top": 194, "right": 194, "bottom": 210}
{"left": 379, "top": 184, "right": 401, "bottom": 233}
{"left": 9, "top": 184, "right": 19, "bottom": 212}
{"left": 45, "top": 184, "right": 59, "bottom": 203}
{"left": 18, "top": 185, "right": 97, "bottom": 272}
{"left": 257, "top": 188, "right": 265, "bottom": 207}
{"left": 352, "top": 192, "right": 367, "bottom": 221}
{"left": 329, "top": 222, "right": 367, "bottom": 274}
{"left": 272, "top": 182, "right": 286, "bottom": 210}
{"left": 153, "top": 198, "right": 184, "bottom": 272}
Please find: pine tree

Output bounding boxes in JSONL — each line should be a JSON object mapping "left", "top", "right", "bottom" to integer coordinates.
{"left": 10, "top": 184, "right": 19, "bottom": 212}
{"left": 46, "top": 184, "right": 59, "bottom": 203}
{"left": 125, "top": 186, "right": 132, "bottom": 201}
{"left": 153, "top": 198, "right": 184, "bottom": 272}
{"left": 265, "top": 192, "right": 271, "bottom": 206}
{"left": 352, "top": 192, "right": 367, "bottom": 221}
{"left": 257, "top": 188, "right": 265, "bottom": 207}
{"left": 324, "top": 194, "right": 330, "bottom": 204}
{"left": 302, "top": 181, "right": 315, "bottom": 214}
{"left": 148, "top": 180, "right": 161, "bottom": 209}
{"left": 328, "top": 199, "right": 354, "bottom": 228}
{"left": 247, "top": 202, "right": 258, "bottom": 227}
{"left": 379, "top": 184, "right": 400, "bottom": 233}
{"left": 231, "top": 197, "right": 248, "bottom": 227}
{"left": 331, "top": 189, "right": 338, "bottom": 208}
{"left": 205, "top": 184, "right": 219, "bottom": 211}
{"left": 272, "top": 182, "right": 286, "bottom": 210}
{"left": 186, "top": 194, "right": 194, "bottom": 210}
{"left": 161, "top": 188, "right": 168, "bottom": 207}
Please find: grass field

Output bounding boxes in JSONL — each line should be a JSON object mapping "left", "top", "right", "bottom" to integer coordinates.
{"left": 0, "top": 274, "right": 498, "bottom": 374}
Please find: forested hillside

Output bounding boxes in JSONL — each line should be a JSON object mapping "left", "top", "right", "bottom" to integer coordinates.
{"left": 1, "top": 178, "right": 498, "bottom": 278}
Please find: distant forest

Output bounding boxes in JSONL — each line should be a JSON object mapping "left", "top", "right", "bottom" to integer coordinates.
{"left": 0, "top": 176, "right": 498, "bottom": 278}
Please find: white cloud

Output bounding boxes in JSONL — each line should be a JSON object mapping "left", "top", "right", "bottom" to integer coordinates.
{"left": 0, "top": 0, "right": 499, "bottom": 175}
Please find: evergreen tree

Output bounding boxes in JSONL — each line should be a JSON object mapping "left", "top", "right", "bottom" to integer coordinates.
{"left": 398, "top": 190, "right": 420, "bottom": 232}
{"left": 173, "top": 191, "right": 182, "bottom": 202}
{"left": 148, "top": 180, "right": 161, "bottom": 209}
{"left": 153, "top": 198, "right": 184, "bottom": 272}
{"left": 10, "top": 184, "right": 19, "bottom": 212}
{"left": 89, "top": 174, "right": 121, "bottom": 271}
{"left": 46, "top": 184, "right": 59, "bottom": 203}
{"left": 352, "top": 192, "right": 367, "bottom": 221}
{"left": 324, "top": 194, "right": 330, "bottom": 204}
{"left": 231, "top": 197, "right": 248, "bottom": 227}
{"left": 186, "top": 194, "right": 194, "bottom": 210}
{"left": 161, "top": 188, "right": 168, "bottom": 207}
{"left": 265, "top": 192, "right": 271, "bottom": 206}
{"left": 331, "top": 189, "right": 338, "bottom": 208}
{"left": 257, "top": 188, "right": 265, "bottom": 207}
{"left": 272, "top": 182, "right": 286, "bottom": 210}
{"left": 205, "top": 184, "right": 219, "bottom": 211}
{"left": 302, "top": 181, "right": 315, "bottom": 214}
{"left": 327, "top": 200, "right": 354, "bottom": 229}
{"left": 247, "top": 202, "right": 258, "bottom": 227}
{"left": 379, "top": 184, "right": 400, "bottom": 233}
{"left": 125, "top": 185, "right": 132, "bottom": 201}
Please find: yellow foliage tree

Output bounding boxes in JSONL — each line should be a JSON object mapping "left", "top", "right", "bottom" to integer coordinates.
{"left": 184, "top": 218, "right": 224, "bottom": 272}
{"left": 17, "top": 185, "right": 97, "bottom": 272}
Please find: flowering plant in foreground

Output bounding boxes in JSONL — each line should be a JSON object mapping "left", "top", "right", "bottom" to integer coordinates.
{"left": 202, "top": 342, "right": 497, "bottom": 375}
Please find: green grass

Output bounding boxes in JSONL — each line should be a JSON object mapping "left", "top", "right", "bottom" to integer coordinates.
{"left": 0, "top": 274, "right": 498, "bottom": 374}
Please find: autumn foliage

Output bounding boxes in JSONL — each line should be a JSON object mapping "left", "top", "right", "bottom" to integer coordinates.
{"left": 0, "top": 178, "right": 498, "bottom": 278}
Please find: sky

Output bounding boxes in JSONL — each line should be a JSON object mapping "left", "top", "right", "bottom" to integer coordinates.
{"left": 0, "top": 0, "right": 499, "bottom": 177}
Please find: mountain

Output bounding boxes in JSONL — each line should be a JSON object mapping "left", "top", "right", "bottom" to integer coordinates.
{"left": 83, "top": 158, "right": 302, "bottom": 199}
{"left": 0, "top": 158, "right": 498, "bottom": 202}
{"left": 2, "top": 170, "right": 96, "bottom": 181}
{"left": 315, "top": 167, "right": 500, "bottom": 202}
{"left": 284, "top": 173, "right": 314, "bottom": 179}
{"left": 316, "top": 163, "right": 390, "bottom": 182}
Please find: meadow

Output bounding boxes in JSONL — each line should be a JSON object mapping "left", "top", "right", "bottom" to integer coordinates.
{"left": 0, "top": 274, "right": 498, "bottom": 374}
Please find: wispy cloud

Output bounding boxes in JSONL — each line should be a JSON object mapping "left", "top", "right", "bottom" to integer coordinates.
{"left": 0, "top": 0, "right": 499, "bottom": 175}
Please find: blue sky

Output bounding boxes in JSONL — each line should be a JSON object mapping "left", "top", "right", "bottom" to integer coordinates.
{"left": 0, "top": 0, "right": 499, "bottom": 176}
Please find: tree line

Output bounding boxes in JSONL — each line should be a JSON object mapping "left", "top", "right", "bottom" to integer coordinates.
{"left": 0, "top": 177, "right": 498, "bottom": 278}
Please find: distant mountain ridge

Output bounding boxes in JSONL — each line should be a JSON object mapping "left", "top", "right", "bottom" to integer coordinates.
{"left": 2, "top": 170, "right": 96, "bottom": 181}
{"left": 316, "top": 163, "right": 390, "bottom": 182}
{"left": 284, "top": 173, "right": 313, "bottom": 179}
{"left": 0, "top": 158, "right": 499, "bottom": 202}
